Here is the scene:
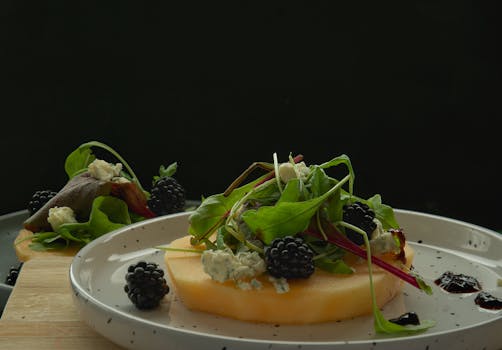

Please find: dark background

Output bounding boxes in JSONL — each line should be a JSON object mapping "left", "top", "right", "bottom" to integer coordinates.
{"left": 1, "top": 2, "right": 500, "bottom": 230}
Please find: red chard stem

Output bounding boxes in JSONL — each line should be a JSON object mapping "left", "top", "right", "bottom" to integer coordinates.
{"left": 304, "top": 224, "right": 421, "bottom": 290}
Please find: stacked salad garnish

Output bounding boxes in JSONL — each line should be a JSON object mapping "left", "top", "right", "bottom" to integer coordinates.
{"left": 166, "top": 153, "right": 435, "bottom": 334}
{"left": 20, "top": 141, "right": 185, "bottom": 252}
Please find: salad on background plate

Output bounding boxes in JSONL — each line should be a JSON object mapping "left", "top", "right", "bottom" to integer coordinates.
{"left": 15, "top": 141, "right": 187, "bottom": 258}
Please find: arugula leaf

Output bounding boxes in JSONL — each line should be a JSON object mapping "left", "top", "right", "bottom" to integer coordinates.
{"left": 242, "top": 175, "right": 350, "bottom": 244}
{"left": 242, "top": 201, "right": 320, "bottom": 244}
{"left": 276, "top": 178, "right": 302, "bottom": 204}
{"left": 307, "top": 166, "right": 332, "bottom": 198}
{"left": 319, "top": 154, "right": 355, "bottom": 196}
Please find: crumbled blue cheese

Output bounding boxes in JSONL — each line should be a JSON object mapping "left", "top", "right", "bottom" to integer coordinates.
{"left": 201, "top": 248, "right": 266, "bottom": 284}
{"left": 111, "top": 176, "right": 131, "bottom": 184}
{"left": 47, "top": 206, "right": 77, "bottom": 231}
{"left": 370, "top": 219, "right": 400, "bottom": 255}
{"left": 268, "top": 276, "right": 290, "bottom": 294}
{"left": 236, "top": 278, "right": 264, "bottom": 291}
{"left": 278, "top": 161, "right": 310, "bottom": 183}
{"left": 88, "top": 159, "right": 125, "bottom": 182}
{"left": 250, "top": 278, "right": 263, "bottom": 290}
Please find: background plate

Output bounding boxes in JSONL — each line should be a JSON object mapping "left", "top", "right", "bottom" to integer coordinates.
{"left": 70, "top": 210, "right": 502, "bottom": 350}
{"left": 0, "top": 210, "right": 27, "bottom": 317}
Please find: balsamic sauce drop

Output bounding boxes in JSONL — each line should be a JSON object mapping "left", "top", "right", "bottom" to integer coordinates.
{"left": 434, "top": 271, "right": 481, "bottom": 293}
{"left": 435, "top": 271, "right": 502, "bottom": 311}
{"left": 474, "top": 291, "right": 502, "bottom": 310}
{"left": 389, "top": 312, "right": 420, "bottom": 326}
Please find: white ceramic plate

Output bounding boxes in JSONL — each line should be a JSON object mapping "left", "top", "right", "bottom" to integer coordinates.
{"left": 70, "top": 210, "right": 502, "bottom": 350}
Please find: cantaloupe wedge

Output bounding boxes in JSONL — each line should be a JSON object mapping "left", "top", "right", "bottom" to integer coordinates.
{"left": 14, "top": 229, "right": 81, "bottom": 262}
{"left": 164, "top": 235, "right": 414, "bottom": 324}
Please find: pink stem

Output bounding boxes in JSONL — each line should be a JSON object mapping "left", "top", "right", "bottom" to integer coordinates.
{"left": 304, "top": 224, "right": 421, "bottom": 290}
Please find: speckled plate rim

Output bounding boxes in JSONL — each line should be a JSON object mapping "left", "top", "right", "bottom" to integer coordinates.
{"left": 69, "top": 210, "right": 502, "bottom": 349}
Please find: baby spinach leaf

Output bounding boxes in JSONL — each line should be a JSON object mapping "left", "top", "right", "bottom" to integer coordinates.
{"left": 26, "top": 196, "right": 131, "bottom": 251}
{"left": 188, "top": 175, "right": 267, "bottom": 239}
{"left": 28, "top": 241, "right": 68, "bottom": 251}
{"left": 56, "top": 195, "right": 129, "bottom": 239}
{"left": 65, "top": 145, "right": 96, "bottom": 179}
{"left": 90, "top": 195, "right": 131, "bottom": 234}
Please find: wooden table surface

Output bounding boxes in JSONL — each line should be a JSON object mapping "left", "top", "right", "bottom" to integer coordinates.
{"left": 0, "top": 256, "right": 124, "bottom": 350}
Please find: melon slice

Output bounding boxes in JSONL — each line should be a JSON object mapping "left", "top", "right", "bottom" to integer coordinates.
{"left": 14, "top": 229, "right": 81, "bottom": 262}
{"left": 164, "top": 235, "right": 414, "bottom": 324}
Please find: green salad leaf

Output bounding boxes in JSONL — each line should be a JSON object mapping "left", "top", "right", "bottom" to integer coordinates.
{"left": 64, "top": 141, "right": 147, "bottom": 194}
{"left": 28, "top": 196, "right": 132, "bottom": 250}
{"left": 65, "top": 147, "right": 96, "bottom": 179}
{"left": 336, "top": 221, "right": 435, "bottom": 334}
{"left": 154, "top": 162, "right": 178, "bottom": 183}
{"left": 242, "top": 174, "right": 350, "bottom": 244}
{"left": 374, "top": 307, "right": 436, "bottom": 334}
{"left": 188, "top": 174, "right": 268, "bottom": 242}
{"left": 319, "top": 154, "right": 355, "bottom": 196}
{"left": 276, "top": 178, "right": 302, "bottom": 204}
{"left": 314, "top": 257, "right": 354, "bottom": 274}
{"left": 366, "top": 194, "right": 399, "bottom": 230}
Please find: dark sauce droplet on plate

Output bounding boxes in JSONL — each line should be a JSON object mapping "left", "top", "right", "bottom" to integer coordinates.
{"left": 389, "top": 312, "right": 420, "bottom": 326}
{"left": 475, "top": 291, "right": 502, "bottom": 310}
{"left": 434, "top": 271, "right": 481, "bottom": 293}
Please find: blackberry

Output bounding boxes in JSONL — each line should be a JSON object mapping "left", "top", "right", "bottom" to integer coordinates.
{"left": 4, "top": 262, "right": 23, "bottom": 286}
{"left": 27, "top": 190, "right": 57, "bottom": 216}
{"left": 124, "top": 261, "right": 169, "bottom": 310}
{"left": 342, "top": 201, "right": 377, "bottom": 245}
{"left": 147, "top": 177, "right": 185, "bottom": 216}
{"left": 265, "top": 236, "right": 315, "bottom": 279}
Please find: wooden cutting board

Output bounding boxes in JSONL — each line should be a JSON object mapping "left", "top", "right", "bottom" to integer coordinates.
{"left": 0, "top": 256, "right": 123, "bottom": 350}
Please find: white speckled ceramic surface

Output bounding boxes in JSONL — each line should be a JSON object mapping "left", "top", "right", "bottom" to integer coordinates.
{"left": 70, "top": 210, "right": 502, "bottom": 350}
